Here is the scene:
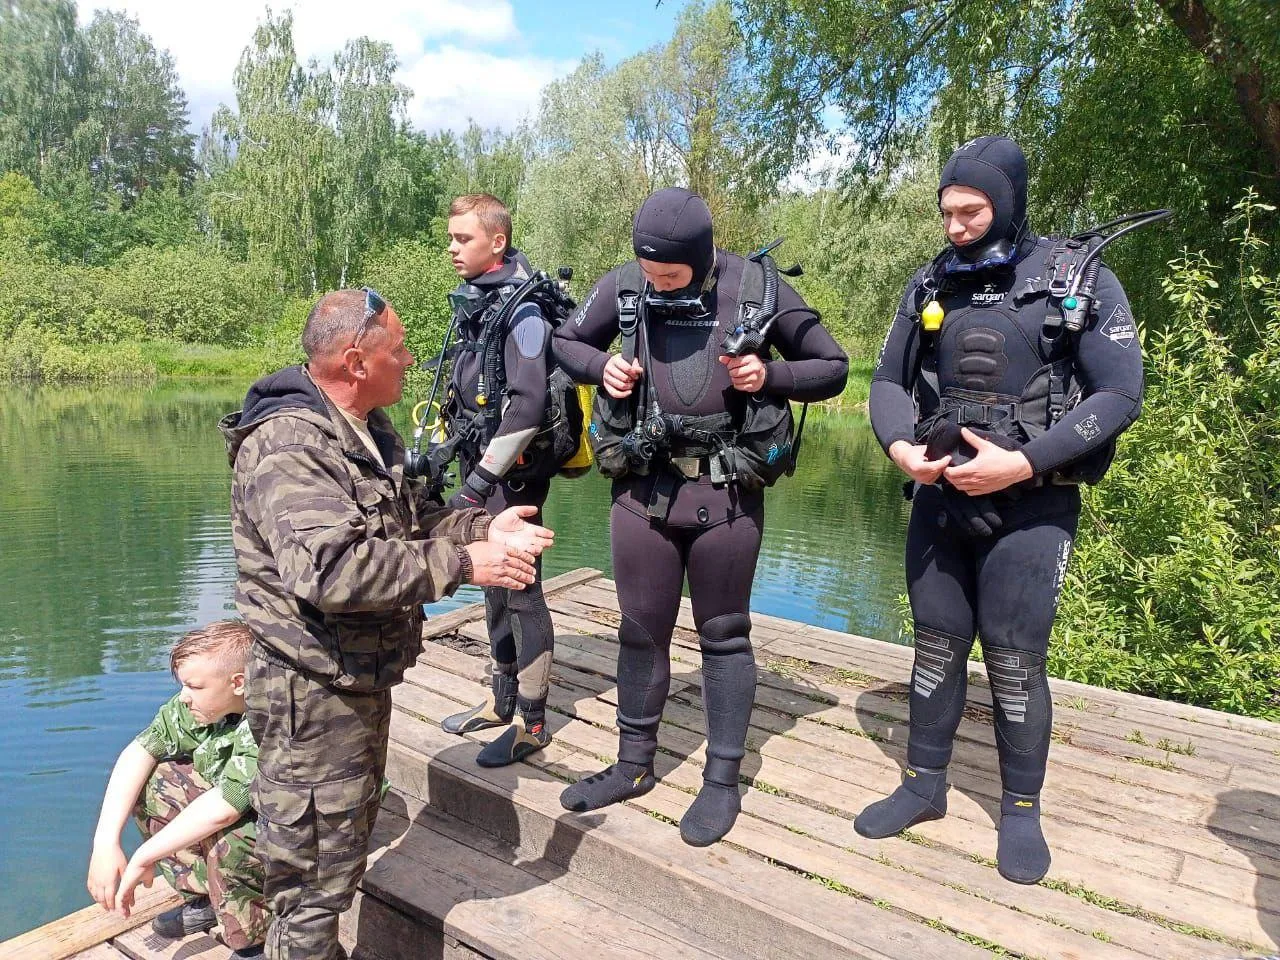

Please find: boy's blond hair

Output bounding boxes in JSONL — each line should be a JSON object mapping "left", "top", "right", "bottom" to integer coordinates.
{"left": 449, "top": 193, "right": 511, "bottom": 253}
{"left": 170, "top": 620, "right": 254, "bottom": 678}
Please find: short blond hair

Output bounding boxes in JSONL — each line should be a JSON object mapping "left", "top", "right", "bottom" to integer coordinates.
{"left": 449, "top": 193, "right": 511, "bottom": 253}
{"left": 170, "top": 620, "right": 253, "bottom": 678}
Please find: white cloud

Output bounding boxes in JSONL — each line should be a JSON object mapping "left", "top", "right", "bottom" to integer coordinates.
{"left": 85, "top": 0, "right": 556, "bottom": 133}
{"left": 400, "top": 46, "right": 576, "bottom": 133}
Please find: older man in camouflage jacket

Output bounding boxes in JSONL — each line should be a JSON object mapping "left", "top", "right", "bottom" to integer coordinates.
{"left": 220, "top": 288, "right": 554, "bottom": 960}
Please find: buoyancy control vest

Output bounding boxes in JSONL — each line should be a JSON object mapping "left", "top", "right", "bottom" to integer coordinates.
{"left": 909, "top": 242, "right": 1107, "bottom": 485}
{"left": 427, "top": 261, "right": 591, "bottom": 486}
{"left": 907, "top": 211, "right": 1167, "bottom": 486}
{"left": 588, "top": 251, "right": 804, "bottom": 491}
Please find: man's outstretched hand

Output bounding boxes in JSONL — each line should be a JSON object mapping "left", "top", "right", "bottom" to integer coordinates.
{"left": 489, "top": 505, "right": 555, "bottom": 558}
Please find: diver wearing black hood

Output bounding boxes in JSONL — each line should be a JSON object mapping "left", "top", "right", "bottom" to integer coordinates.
{"left": 553, "top": 187, "right": 848, "bottom": 846}
{"left": 860, "top": 137, "right": 1145, "bottom": 884}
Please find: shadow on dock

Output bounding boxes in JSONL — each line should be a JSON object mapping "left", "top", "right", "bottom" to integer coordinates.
{"left": 1208, "top": 789, "right": 1280, "bottom": 953}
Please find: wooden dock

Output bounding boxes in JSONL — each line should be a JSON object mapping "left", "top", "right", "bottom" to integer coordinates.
{"left": 11, "top": 567, "right": 1279, "bottom": 959}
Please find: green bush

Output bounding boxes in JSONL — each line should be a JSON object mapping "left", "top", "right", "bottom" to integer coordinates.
{"left": 0, "top": 242, "right": 280, "bottom": 350}
{"left": 0, "top": 322, "right": 155, "bottom": 381}
{"left": 254, "top": 296, "right": 311, "bottom": 369}
{"left": 357, "top": 238, "right": 461, "bottom": 362}
{"left": 102, "top": 246, "right": 278, "bottom": 345}
{"left": 1051, "top": 194, "right": 1280, "bottom": 719}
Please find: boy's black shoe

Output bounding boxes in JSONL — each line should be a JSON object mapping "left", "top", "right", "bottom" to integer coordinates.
{"left": 151, "top": 895, "right": 217, "bottom": 938}
{"left": 232, "top": 946, "right": 266, "bottom": 958}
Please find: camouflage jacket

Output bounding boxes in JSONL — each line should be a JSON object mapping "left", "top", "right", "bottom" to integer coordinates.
{"left": 136, "top": 695, "right": 258, "bottom": 813}
{"left": 220, "top": 365, "right": 491, "bottom": 693}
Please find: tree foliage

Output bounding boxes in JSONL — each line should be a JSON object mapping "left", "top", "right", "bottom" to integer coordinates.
{"left": 0, "top": 1, "right": 192, "bottom": 199}
{"left": 520, "top": 0, "right": 795, "bottom": 287}
{"left": 737, "top": 0, "right": 1280, "bottom": 326}
{"left": 1054, "top": 194, "right": 1280, "bottom": 717}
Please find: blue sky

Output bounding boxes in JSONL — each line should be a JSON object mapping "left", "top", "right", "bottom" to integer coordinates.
{"left": 84, "top": 0, "right": 689, "bottom": 134}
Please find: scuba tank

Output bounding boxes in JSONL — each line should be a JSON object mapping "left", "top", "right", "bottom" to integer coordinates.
{"left": 404, "top": 266, "right": 591, "bottom": 496}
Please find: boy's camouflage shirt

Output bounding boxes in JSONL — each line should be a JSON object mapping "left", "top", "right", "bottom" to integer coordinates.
{"left": 136, "top": 695, "right": 257, "bottom": 813}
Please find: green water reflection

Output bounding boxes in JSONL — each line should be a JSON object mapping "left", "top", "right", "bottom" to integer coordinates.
{"left": 0, "top": 382, "right": 909, "bottom": 939}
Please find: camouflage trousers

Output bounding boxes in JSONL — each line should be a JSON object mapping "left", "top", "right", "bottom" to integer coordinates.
{"left": 134, "top": 761, "right": 268, "bottom": 950}
{"left": 246, "top": 649, "right": 390, "bottom": 960}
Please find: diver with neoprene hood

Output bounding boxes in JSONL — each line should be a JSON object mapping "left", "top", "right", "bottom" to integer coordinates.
{"left": 861, "top": 135, "right": 1157, "bottom": 883}
{"left": 553, "top": 187, "right": 848, "bottom": 846}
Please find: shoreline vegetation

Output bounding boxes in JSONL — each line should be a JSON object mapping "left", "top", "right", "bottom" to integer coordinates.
{"left": 2, "top": 0, "right": 1276, "bottom": 719}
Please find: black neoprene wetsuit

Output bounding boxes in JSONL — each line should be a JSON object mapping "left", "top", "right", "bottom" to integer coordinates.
{"left": 869, "top": 235, "right": 1144, "bottom": 795}
{"left": 447, "top": 248, "right": 556, "bottom": 722}
{"left": 554, "top": 250, "right": 849, "bottom": 789}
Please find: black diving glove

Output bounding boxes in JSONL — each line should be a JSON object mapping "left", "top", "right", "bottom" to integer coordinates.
{"left": 941, "top": 486, "right": 1004, "bottom": 537}
{"left": 447, "top": 473, "right": 496, "bottom": 510}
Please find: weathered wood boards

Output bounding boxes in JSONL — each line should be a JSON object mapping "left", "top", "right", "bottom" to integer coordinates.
{"left": 402, "top": 568, "right": 1279, "bottom": 959}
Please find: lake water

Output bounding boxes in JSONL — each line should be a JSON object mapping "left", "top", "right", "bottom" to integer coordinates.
{"left": 0, "top": 381, "right": 910, "bottom": 939}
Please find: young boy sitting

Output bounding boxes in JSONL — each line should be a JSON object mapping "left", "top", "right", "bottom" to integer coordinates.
{"left": 86, "top": 620, "right": 267, "bottom": 957}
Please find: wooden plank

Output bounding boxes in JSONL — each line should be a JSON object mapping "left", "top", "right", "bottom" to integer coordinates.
{"left": 538, "top": 566, "right": 606, "bottom": 595}
{"left": 354, "top": 805, "right": 726, "bottom": 960}
{"left": 787, "top": 623, "right": 1280, "bottom": 762}
{"left": 434, "top": 621, "right": 1262, "bottom": 867}
{"left": 386, "top": 687, "right": 986, "bottom": 960}
{"left": 397, "top": 657, "right": 1277, "bottom": 951}
{"left": 385, "top": 685, "right": 1254, "bottom": 959}
{"left": 0, "top": 883, "right": 180, "bottom": 960}
{"left": 112, "top": 928, "right": 226, "bottom": 960}
{"left": 416, "top": 631, "right": 1280, "bottom": 898}
{"left": 569, "top": 577, "right": 1280, "bottom": 755}
{"left": 340, "top": 889, "right": 489, "bottom": 960}
{"left": 508, "top": 705, "right": 1276, "bottom": 954}
{"left": 546, "top": 605, "right": 1280, "bottom": 806}
{"left": 66, "top": 947, "right": 126, "bottom": 960}
{"left": 421, "top": 579, "right": 1280, "bottom": 952}
{"left": 541, "top": 618, "right": 1264, "bottom": 822}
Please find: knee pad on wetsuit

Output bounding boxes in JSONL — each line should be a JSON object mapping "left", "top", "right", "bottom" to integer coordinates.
{"left": 504, "top": 581, "right": 546, "bottom": 613}
{"left": 616, "top": 614, "right": 665, "bottom": 743}
{"left": 697, "top": 613, "right": 752, "bottom": 654}
{"left": 910, "top": 623, "right": 968, "bottom": 729}
{"left": 983, "top": 645, "right": 1051, "bottom": 755}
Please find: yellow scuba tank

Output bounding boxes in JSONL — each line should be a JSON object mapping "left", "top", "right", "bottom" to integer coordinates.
{"left": 560, "top": 384, "right": 595, "bottom": 471}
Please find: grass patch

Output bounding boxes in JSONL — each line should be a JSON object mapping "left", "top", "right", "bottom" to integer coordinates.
{"left": 1038, "top": 878, "right": 1256, "bottom": 949}
{"left": 831, "top": 666, "right": 875, "bottom": 686}
{"left": 646, "top": 809, "right": 679, "bottom": 826}
{"left": 923, "top": 917, "right": 1016, "bottom": 956}
{"left": 1155, "top": 737, "right": 1197, "bottom": 756}
{"left": 1125, "top": 755, "right": 1179, "bottom": 772}
{"left": 1125, "top": 729, "right": 1150, "bottom": 746}
{"left": 899, "top": 829, "right": 938, "bottom": 848}
{"left": 139, "top": 340, "right": 279, "bottom": 378}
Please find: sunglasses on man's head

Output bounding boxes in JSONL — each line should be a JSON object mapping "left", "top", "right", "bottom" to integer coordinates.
{"left": 351, "top": 287, "right": 387, "bottom": 348}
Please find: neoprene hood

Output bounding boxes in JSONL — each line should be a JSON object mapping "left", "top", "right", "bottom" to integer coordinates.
{"left": 632, "top": 187, "right": 716, "bottom": 284}
{"left": 938, "top": 136, "right": 1028, "bottom": 262}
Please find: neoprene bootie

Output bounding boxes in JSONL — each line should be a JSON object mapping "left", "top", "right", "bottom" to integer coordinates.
{"left": 679, "top": 780, "right": 742, "bottom": 846}
{"left": 476, "top": 698, "right": 551, "bottom": 767}
{"left": 854, "top": 766, "right": 948, "bottom": 838}
{"left": 559, "top": 760, "right": 655, "bottom": 812}
{"left": 442, "top": 663, "right": 517, "bottom": 734}
{"left": 997, "top": 791, "right": 1051, "bottom": 884}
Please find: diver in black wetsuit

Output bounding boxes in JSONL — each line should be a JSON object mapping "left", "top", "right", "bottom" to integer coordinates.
{"left": 857, "top": 136, "right": 1145, "bottom": 883}
{"left": 437, "top": 194, "right": 558, "bottom": 768}
{"left": 552, "top": 187, "right": 848, "bottom": 846}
